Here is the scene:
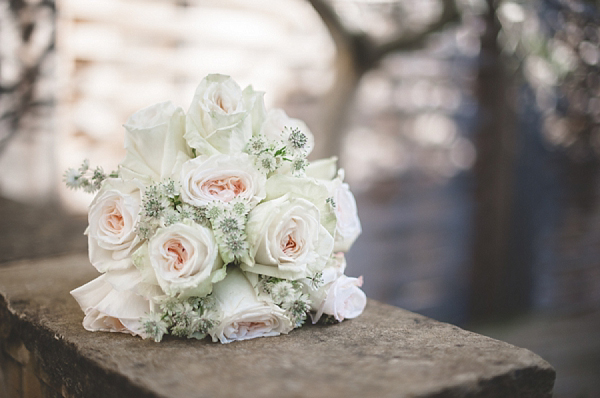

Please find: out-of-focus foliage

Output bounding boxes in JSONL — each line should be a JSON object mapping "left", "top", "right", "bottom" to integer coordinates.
{"left": 497, "top": 0, "right": 600, "bottom": 161}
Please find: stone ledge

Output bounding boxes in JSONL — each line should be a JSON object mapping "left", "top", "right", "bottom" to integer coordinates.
{"left": 0, "top": 254, "right": 555, "bottom": 398}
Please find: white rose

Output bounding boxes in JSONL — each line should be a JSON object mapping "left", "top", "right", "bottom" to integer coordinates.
{"left": 305, "top": 160, "right": 362, "bottom": 253}
{"left": 87, "top": 178, "right": 144, "bottom": 273}
{"left": 264, "top": 174, "right": 337, "bottom": 236}
{"left": 260, "top": 109, "right": 315, "bottom": 155}
{"left": 305, "top": 156, "right": 338, "bottom": 180}
{"left": 321, "top": 275, "right": 366, "bottom": 322}
{"left": 210, "top": 268, "right": 293, "bottom": 344}
{"left": 179, "top": 153, "right": 266, "bottom": 207}
{"left": 303, "top": 254, "right": 366, "bottom": 323}
{"left": 185, "top": 74, "right": 266, "bottom": 155}
{"left": 143, "top": 220, "right": 225, "bottom": 298}
{"left": 70, "top": 267, "right": 162, "bottom": 338}
{"left": 242, "top": 194, "right": 334, "bottom": 280}
{"left": 331, "top": 178, "right": 362, "bottom": 252}
{"left": 120, "top": 101, "right": 192, "bottom": 182}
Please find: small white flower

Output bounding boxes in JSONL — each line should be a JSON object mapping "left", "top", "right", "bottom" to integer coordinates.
{"left": 162, "top": 208, "right": 182, "bottom": 226}
{"left": 286, "top": 127, "right": 308, "bottom": 151}
{"left": 260, "top": 109, "right": 314, "bottom": 156}
{"left": 142, "top": 311, "right": 169, "bottom": 342}
{"left": 290, "top": 157, "right": 308, "bottom": 177}
{"left": 247, "top": 135, "right": 268, "bottom": 155}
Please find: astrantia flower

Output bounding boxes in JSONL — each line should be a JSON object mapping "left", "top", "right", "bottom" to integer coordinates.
{"left": 142, "top": 312, "right": 169, "bottom": 342}
{"left": 270, "top": 280, "right": 296, "bottom": 304}
{"left": 287, "top": 127, "right": 308, "bottom": 151}
{"left": 259, "top": 109, "right": 314, "bottom": 156}
{"left": 291, "top": 157, "right": 309, "bottom": 177}
{"left": 163, "top": 208, "right": 182, "bottom": 226}
{"left": 256, "top": 151, "right": 279, "bottom": 174}
{"left": 64, "top": 168, "right": 81, "bottom": 189}
{"left": 246, "top": 135, "right": 267, "bottom": 155}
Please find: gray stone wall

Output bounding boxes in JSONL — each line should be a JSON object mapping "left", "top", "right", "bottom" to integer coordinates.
{"left": 0, "top": 254, "right": 556, "bottom": 398}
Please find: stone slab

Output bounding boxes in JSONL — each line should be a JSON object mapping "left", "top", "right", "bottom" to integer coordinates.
{"left": 0, "top": 254, "right": 555, "bottom": 398}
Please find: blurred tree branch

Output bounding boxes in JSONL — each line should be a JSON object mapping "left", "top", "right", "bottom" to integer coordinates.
{"left": 0, "top": 0, "right": 56, "bottom": 156}
{"left": 307, "top": 0, "right": 461, "bottom": 157}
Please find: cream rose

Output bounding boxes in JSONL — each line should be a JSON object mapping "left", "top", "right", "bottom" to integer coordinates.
{"left": 302, "top": 254, "right": 366, "bottom": 322}
{"left": 210, "top": 268, "right": 293, "bottom": 344}
{"left": 87, "top": 178, "right": 144, "bottom": 273}
{"left": 179, "top": 153, "right": 266, "bottom": 207}
{"left": 242, "top": 194, "right": 334, "bottom": 280}
{"left": 120, "top": 101, "right": 191, "bottom": 182}
{"left": 70, "top": 267, "right": 162, "bottom": 338}
{"left": 144, "top": 221, "right": 224, "bottom": 298}
{"left": 260, "top": 108, "right": 315, "bottom": 155}
{"left": 185, "top": 74, "right": 265, "bottom": 155}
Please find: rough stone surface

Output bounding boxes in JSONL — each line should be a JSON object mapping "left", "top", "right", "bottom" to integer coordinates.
{"left": 0, "top": 254, "right": 555, "bottom": 398}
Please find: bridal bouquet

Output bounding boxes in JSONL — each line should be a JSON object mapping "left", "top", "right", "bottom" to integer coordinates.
{"left": 65, "top": 74, "right": 365, "bottom": 344}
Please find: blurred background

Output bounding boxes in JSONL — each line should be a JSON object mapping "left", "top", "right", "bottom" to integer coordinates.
{"left": 1, "top": 0, "right": 599, "bottom": 396}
